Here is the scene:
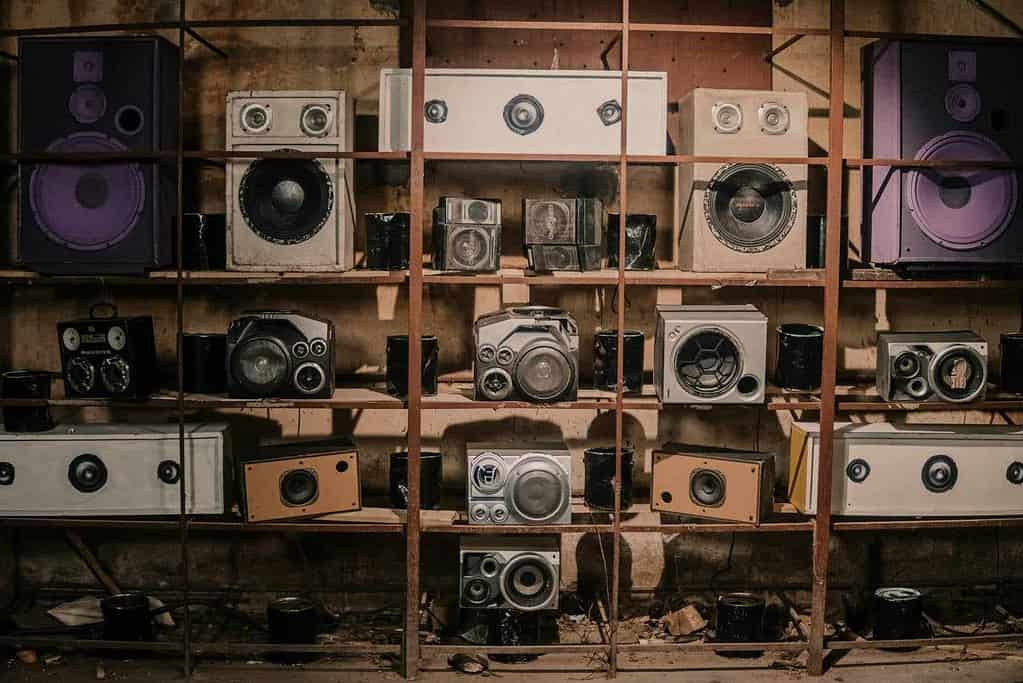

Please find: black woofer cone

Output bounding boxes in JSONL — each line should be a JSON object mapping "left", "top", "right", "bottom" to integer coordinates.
{"left": 515, "top": 345, "right": 573, "bottom": 402}
{"left": 232, "top": 337, "right": 290, "bottom": 396}
{"left": 464, "top": 578, "right": 491, "bottom": 606}
{"left": 239, "top": 156, "right": 333, "bottom": 245}
{"left": 690, "top": 469, "right": 726, "bottom": 507}
{"left": 502, "top": 555, "right": 555, "bottom": 611}
{"left": 930, "top": 346, "right": 986, "bottom": 402}
{"left": 846, "top": 458, "right": 870, "bottom": 483}
{"left": 921, "top": 455, "right": 958, "bottom": 493}
{"left": 1007, "top": 461, "right": 1023, "bottom": 485}
{"left": 280, "top": 469, "right": 319, "bottom": 507}
{"left": 704, "top": 163, "right": 796, "bottom": 253}
{"left": 68, "top": 453, "right": 107, "bottom": 493}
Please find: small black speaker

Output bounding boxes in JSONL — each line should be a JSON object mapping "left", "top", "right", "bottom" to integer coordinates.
{"left": 365, "top": 212, "right": 410, "bottom": 270}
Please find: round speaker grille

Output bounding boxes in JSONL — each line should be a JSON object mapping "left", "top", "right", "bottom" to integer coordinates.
{"left": 99, "top": 356, "right": 131, "bottom": 394}
{"left": 503, "top": 94, "right": 544, "bottom": 136}
{"left": 929, "top": 345, "right": 986, "bottom": 403}
{"left": 846, "top": 458, "right": 870, "bottom": 483}
{"left": 758, "top": 101, "right": 790, "bottom": 134}
{"left": 712, "top": 102, "right": 743, "bottom": 133}
{"left": 945, "top": 83, "right": 981, "bottom": 123}
{"left": 69, "top": 85, "right": 106, "bottom": 124}
{"left": 689, "top": 468, "right": 726, "bottom": 507}
{"left": 527, "top": 201, "right": 574, "bottom": 242}
{"left": 471, "top": 455, "right": 506, "bottom": 493}
{"left": 232, "top": 337, "right": 290, "bottom": 396}
{"left": 507, "top": 456, "right": 568, "bottom": 523}
{"left": 674, "top": 328, "right": 742, "bottom": 398}
{"left": 29, "top": 133, "right": 144, "bottom": 251}
{"left": 68, "top": 454, "right": 107, "bottom": 493}
{"left": 463, "top": 578, "right": 491, "bottom": 606}
{"left": 515, "top": 345, "right": 573, "bottom": 402}
{"left": 280, "top": 469, "right": 318, "bottom": 506}
{"left": 907, "top": 132, "right": 1017, "bottom": 250}
{"left": 501, "top": 554, "right": 556, "bottom": 611}
{"left": 293, "top": 362, "right": 327, "bottom": 395}
{"left": 1007, "top": 461, "right": 1023, "bottom": 485}
{"left": 66, "top": 357, "right": 96, "bottom": 394}
{"left": 921, "top": 454, "right": 958, "bottom": 493}
{"left": 893, "top": 351, "right": 922, "bottom": 379}
{"left": 238, "top": 154, "right": 333, "bottom": 245}
{"left": 479, "top": 367, "right": 513, "bottom": 401}
{"left": 704, "top": 163, "right": 797, "bottom": 253}
{"left": 449, "top": 226, "right": 490, "bottom": 269}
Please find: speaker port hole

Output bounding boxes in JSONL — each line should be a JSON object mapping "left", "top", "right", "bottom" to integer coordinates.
{"left": 660, "top": 491, "right": 673, "bottom": 504}
{"left": 115, "top": 105, "right": 144, "bottom": 136}
{"left": 737, "top": 375, "right": 760, "bottom": 395}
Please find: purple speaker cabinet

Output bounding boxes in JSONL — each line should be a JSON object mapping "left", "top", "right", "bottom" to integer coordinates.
{"left": 863, "top": 40, "right": 1023, "bottom": 270}
{"left": 18, "top": 37, "right": 179, "bottom": 274}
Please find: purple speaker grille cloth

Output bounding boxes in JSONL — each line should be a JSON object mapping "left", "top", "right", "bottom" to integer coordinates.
{"left": 907, "top": 131, "right": 1017, "bottom": 250}
{"left": 29, "top": 132, "right": 144, "bottom": 251}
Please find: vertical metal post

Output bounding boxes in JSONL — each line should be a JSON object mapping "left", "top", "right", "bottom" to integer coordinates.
{"left": 403, "top": 0, "right": 426, "bottom": 678}
{"left": 807, "top": 0, "right": 845, "bottom": 675}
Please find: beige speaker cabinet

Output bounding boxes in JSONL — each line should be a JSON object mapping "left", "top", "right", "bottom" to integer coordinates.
{"left": 651, "top": 444, "right": 775, "bottom": 525}
{"left": 242, "top": 439, "right": 360, "bottom": 522}
{"left": 226, "top": 90, "right": 355, "bottom": 271}
{"left": 676, "top": 88, "right": 808, "bottom": 272}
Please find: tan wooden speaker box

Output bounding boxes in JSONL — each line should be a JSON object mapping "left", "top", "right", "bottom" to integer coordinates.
{"left": 651, "top": 444, "right": 774, "bottom": 524}
{"left": 242, "top": 438, "right": 360, "bottom": 522}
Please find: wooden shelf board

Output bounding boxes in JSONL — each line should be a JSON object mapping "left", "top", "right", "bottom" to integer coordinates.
{"left": 426, "top": 19, "right": 622, "bottom": 31}
{"left": 0, "top": 269, "right": 408, "bottom": 287}
{"left": 629, "top": 23, "right": 828, "bottom": 36}
{"left": 831, "top": 516, "right": 1023, "bottom": 532}
{"left": 0, "top": 516, "right": 404, "bottom": 533}
{"left": 846, "top": 268, "right": 1023, "bottom": 289}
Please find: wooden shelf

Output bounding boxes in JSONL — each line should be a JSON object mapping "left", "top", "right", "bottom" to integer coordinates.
{"left": 628, "top": 23, "right": 828, "bottom": 36}
{"left": 0, "top": 516, "right": 404, "bottom": 534}
{"left": 831, "top": 516, "right": 1023, "bottom": 532}
{"left": 0, "top": 269, "right": 408, "bottom": 287}
{"left": 426, "top": 19, "right": 622, "bottom": 31}
{"left": 629, "top": 154, "right": 830, "bottom": 166}
{"left": 846, "top": 268, "right": 1023, "bottom": 289}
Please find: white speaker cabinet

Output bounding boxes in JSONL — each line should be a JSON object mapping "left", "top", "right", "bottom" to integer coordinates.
{"left": 379, "top": 68, "right": 667, "bottom": 155}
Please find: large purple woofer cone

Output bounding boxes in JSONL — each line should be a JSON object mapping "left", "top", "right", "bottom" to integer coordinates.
{"left": 29, "top": 132, "right": 144, "bottom": 251}
{"left": 907, "top": 131, "right": 1017, "bottom": 251}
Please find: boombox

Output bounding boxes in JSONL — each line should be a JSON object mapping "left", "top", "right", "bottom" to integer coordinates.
{"left": 863, "top": 40, "right": 1023, "bottom": 269}
{"left": 242, "top": 437, "right": 360, "bottom": 522}
{"left": 432, "top": 197, "right": 502, "bottom": 272}
{"left": 677, "top": 88, "right": 808, "bottom": 272}
{"left": 0, "top": 423, "right": 230, "bottom": 516}
{"left": 466, "top": 443, "right": 571, "bottom": 525}
{"left": 226, "top": 311, "right": 334, "bottom": 399}
{"left": 789, "top": 422, "right": 1023, "bottom": 516}
{"left": 226, "top": 90, "right": 355, "bottom": 271}
{"left": 57, "top": 306, "right": 159, "bottom": 400}
{"left": 379, "top": 68, "right": 667, "bottom": 155}
{"left": 474, "top": 306, "right": 579, "bottom": 403}
{"left": 523, "top": 198, "right": 603, "bottom": 246}
{"left": 655, "top": 304, "right": 767, "bottom": 404}
{"left": 460, "top": 536, "right": 560, "bottom": 612}
{"left": 876, "top": 331, "right": 988, "bottom": 403}
{"left": 18, "top": 36, "right": 178, "bottom": 274}
{"left": 526, "top": 244, "right": 602, "bottom": 272}
{"left": 651, "top": 444, "right": 775, "bottom": 525}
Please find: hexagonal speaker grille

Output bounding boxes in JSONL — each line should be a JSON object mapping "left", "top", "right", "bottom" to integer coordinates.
{"left": 674, "top": 329, "right": 742, "bottom": 398}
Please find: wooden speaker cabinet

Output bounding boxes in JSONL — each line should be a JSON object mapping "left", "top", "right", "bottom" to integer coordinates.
{"left": 651, "top": 444, "right": 775, "bottom": 525}
{"left": 242, "top": 437, "right": 360, "bottom": 522}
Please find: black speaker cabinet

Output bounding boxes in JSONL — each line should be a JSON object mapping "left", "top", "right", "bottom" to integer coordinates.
{"left": 18, "top": 36, "right": 179, "bottom": 274}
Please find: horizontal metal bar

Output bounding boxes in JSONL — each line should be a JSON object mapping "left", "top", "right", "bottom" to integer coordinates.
{"left": 825, "top": 632, "right": 1023, "bottom": 650}
{"left": 426, "top": 19, "right": 622, "bottom": 31}
{"left": 184, "top": 27, "right": 228, "bottom": 59}
{"left": 0, "top": 635, "right": 183, "bottom": 653}
{"left": 622, "top": 521, "right": 814, "bottom": 534}
{"left": 186, "top": 18, "right": 405, "bottom": 29}
{"left": 617, "top": 640, "right": 807, "bottom": 653}
{"left": 191, "top": 641, "right": 401, "bottom": 655}
{"left": 421, "top": 643, "right": 608, "bottom": 654}
{"left": 425, "top": 152, "right": 621, "bottom": 163}
{"left": 423, "top": 524, "right": 614, "bottom": 534}
{"left": 847, "top": 157, "right": 1023, "bottom": 169}
{"left": 0, "top": 21, "right": 182, "bottom": 37}
{"left": 0, "top": 151, "right": 175, "bottom": 162}
{"left": 832, "top": 516, "right": 1023, "bottom": 532}
{"left": 184, "top": 150, "right": 409, "bottom": 161}
{"left": 0, "top": 517, "right": 404, "bottom": 534}
{"left": 630, "top": 23, "right": 828, "bottom": 36}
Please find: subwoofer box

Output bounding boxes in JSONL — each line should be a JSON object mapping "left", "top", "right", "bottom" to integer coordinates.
{"left": 651, "top": 444, "right": 774, "bottom": 524}
{"left": 18, "top": 36, "right": 179, "bottom": 274}
{"left": 676, "top": 89, "right": 808, "bottom": 272}
{"left": 242, "top": 437, "right": 360, "bottom": 522}
{"left": 789, "top": 422, "right": 1023, "bottom": 516}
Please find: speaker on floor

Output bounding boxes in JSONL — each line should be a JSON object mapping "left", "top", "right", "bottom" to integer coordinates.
{"left": 18, "top": 36, "right": 179, "bottom": 274}
{"left": 863, "top": 40, "right": 1023, "bottom": 269}
{"left": 459, "top": 536, "right": 560, "bottom": 612}
{"left": 0, "top": 423, "right": 231, "bottom": 516}
{"left": 242, "top": 437, "right": 360, "bottom": 522}
{"left": 651, "top": 444, "right": 775, "bottom": 525}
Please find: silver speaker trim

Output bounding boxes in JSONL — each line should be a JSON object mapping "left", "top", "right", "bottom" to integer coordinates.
{"left": 504, "top": 454, "right": 571, "bottom": 524}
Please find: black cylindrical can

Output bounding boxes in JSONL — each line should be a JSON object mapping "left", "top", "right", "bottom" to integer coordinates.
{"left": 182, "top": 213, "right": 227, "bottom": 270}
{"left": 365, "top": 212, "right": 411, "bottom": 270}
{"left": 183, "top": 333, "right": 228, "bottom": 394}
{"left": 389, "top": 451, "right": 443, "bottom": 509}
{"left": 1, "top": 369, "right": 54, "bottom": 433}
{"left": 715, "top": 593, "right": 765, "bottom": 643}
{"left": 583, "top": 446, "right": 634, "bottom": 510}
{"left": 606, "top": 213, "right": 656, "bottom": 270}
{"left": 488, "top": 610, "right": 557, "bottom": 663}
{"left": 1001, "top": 334, "right": 1023, "bottom": 394}
{"left": 267, "top": 597, "right": 319, "bottom": 645}
{"left": 593, "top": 330, "right": 644, "bottom": 394}
{"left": 386, "top": 334, "right": 438, "bottom": 397}
{"left": 775, "top": 324, "right": 824, "bottom": 391}
{"left": 101, "top": 592, "right": 154, "bottom": 642}
{"left": 873, "top": 587, "right": 922, "bottom": 641}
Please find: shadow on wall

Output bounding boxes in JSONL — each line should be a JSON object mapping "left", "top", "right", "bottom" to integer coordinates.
{"left": 575, "top": 533, "right": 633, "bottom": 612}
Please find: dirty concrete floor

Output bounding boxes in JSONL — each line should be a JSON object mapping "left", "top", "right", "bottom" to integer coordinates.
{"left": 5, "top": 647, "right": 1023, "bottom": 682}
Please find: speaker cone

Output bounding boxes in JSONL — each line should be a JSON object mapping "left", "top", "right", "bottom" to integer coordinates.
{"left": 463, "top": 578, "right": 492, "bottom": 606}
{"left": 280, "top": 469, "right": 319, "bottom": 507}
{"left": 704, "top": 163, "right": 797, "bottom": 253}
{"left": 526, "top": 201, "right": 574, "bottom": 242}
{"left": 232, "top": 337, "right": 290, "bottom": 396}
{"left": 448, "top": 226, "right": 490, "bottom": 269}
{"left": 1007, "top": 461, "right": 1023, "bottom": 485}
{"left": 689, "top": 468, "right": 726, "bottom": 507}
{"left": 893, "top": 351, "right": 921, "bottom": 379}
{"left": 507, "top": 456, "right": 569, "bottom": 523}
{"left": 674, "top": 328, "right": 742, "bottom": 398}
{"left": 238, "top": 154, "right": 333, "bottom": 245}
{"left": 515, "top": 345, "right": 573, "bottom": 402}
{"left": 921, "top": 454, "right": 958, "bottom": 493}
{"left": 846, "top": 458, "right": 870, "bottom": 483}
{"left": 29, "top": 133, "right": 144, "bottom": 251}
{"left": 68, "top": 453, "right": 108, "bottom": 493}
{"left": 503, "top": 94, "right": 544, "bottom": 136}
{"left": 293, "top": 362, "right": 327, "bottom": 395}
{"left": 501, "top": 554, "right": 556, "bottom": 611}
{"left": 471, "top": 455, "right": 506, "bottom": 494}
{"left": 929, "top": 345, "right": 986, "bottom": 402}
{"left": 0, "top": 462, "right": 15, "bottom": 486}
{"left": 479, "top": 368, "right": 513, "bottom": 401}
{"left": 66, "top": 357, "right": 96, "bottom": 393}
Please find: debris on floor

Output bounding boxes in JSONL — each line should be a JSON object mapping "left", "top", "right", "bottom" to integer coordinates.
{"left": 448, "top": 653, "right": 488, "bottom": 674}
{"left": 662, "top": 605, "right": 707, "bottom": 637}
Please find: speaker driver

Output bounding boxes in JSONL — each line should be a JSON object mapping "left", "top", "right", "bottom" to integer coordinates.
{"left": 515, "top": 345, "right": 573, "bottom": 402}
{"left": 238, "top": 154, "right": 333, "bottom": 245}
{"left": 527, "top": 201, "right": 574, "bottom": 242}
{"left": 507, "top": 458, "right": 567, "bottom": 523}
{"left": 450, "top": 227, "right": 490, "bottom": 269}
{"left": 704, "top": 163, "right": 797, "bottom": 253}
{"left": 232, "top": 337, "right": 290, "bottom": 396}
{"left": 758, "top": 101, "right": 790, "bottom": 135}
{"left": 479, "top": 368, "right": 514, "bottom": 401}
{"left": 471, "top": 455, "right": 506, "bottom": 494}
{"left": 712, "top": 102, "right": 743, "bottom": 134}
{"left": 929, "top": 346, "right": 986, "bottom": 402}
{"left": 69, "top": 85, "right": 107, "bottom": 124}
{"left": 945, "top": 83, "right": 981, "bottom": 123}
{"left": 689, "top": 468, "right": 726, "bottom": 507}
{"left": 1007, "top": 461, "right": 1023, "bottom": 485}
{"left": 674, "top": 328, "right": 742, "bottom": 398}
{"left": 846, "top": 458, "right": 870, "bottom": 483}
{"left": 907, "top": 131, "right": 1017, "bottom": 251}
{"left": 157, "top": 460, "right": 181, "bottom": 485}
{"left": 893, "top": 351, "right": 921, "bottom": 379}
{"left": 0, "top": 462, "right": 13, "bottom": 486}
{"left": 501, "top": 554, "right": 556, "bottom": 611}
{"left": 921, "top": 454, "right": 958, "bottom": 493}
{"left": 29, "top": 133, "right": 144, "bottom": 251}
{"left": 503, "top": 94, "right": 544, "bottom": 136}
{"left": 293, "top": 362, "right": 327, "bottom": 395}
{"left": 68, "top": 453, "right": 108, "bottom": 493}
{"left": 463, "top": 578, "right": 492, "bottom": 606}
{"left": 66, "top": 357, "right": 96, "bottom": 394}
{"left": 99, "top": 356, "right": 131, "bottom": 394}
{"left": 280, "top": 469, "right": 319, "bottom": 507}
